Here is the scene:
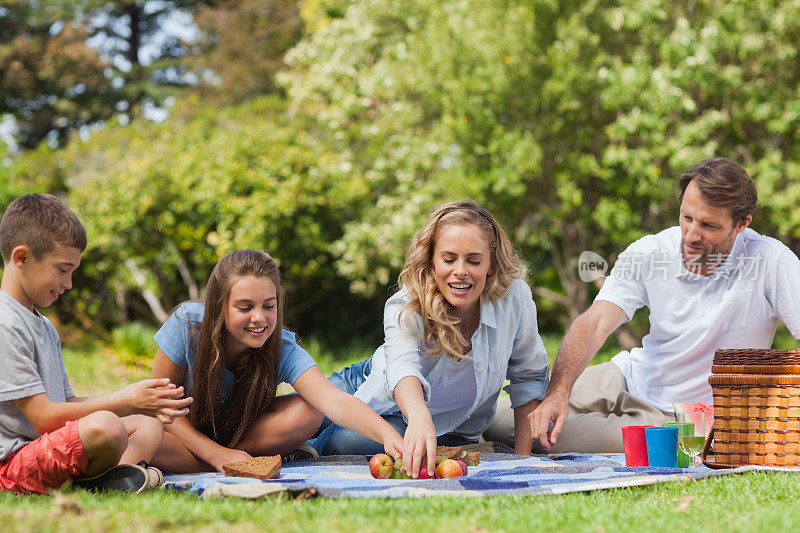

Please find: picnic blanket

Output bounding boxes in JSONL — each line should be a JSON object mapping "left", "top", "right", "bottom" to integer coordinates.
{"left": 161, "top": 452, "right": 794, "bottom": 499}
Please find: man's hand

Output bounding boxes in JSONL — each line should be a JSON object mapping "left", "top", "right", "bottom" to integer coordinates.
{"left": 528, "top": 391, "right": 570, "bottom": 451}
{"left": 526, "top": 301, "right": 628, "bottom": 450}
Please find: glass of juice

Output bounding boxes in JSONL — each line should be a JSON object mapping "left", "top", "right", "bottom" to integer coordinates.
{"left": 676, "top": 411, "right": 707, "bottom": 467}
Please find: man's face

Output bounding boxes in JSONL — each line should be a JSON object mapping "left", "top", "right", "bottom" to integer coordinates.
{"left": 679, "top": 180, "right": 751, "bottom": 275}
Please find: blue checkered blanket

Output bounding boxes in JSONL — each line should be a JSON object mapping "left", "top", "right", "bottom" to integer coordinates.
{"left": 161, "top": 453, "right": 789, "bottom": 499}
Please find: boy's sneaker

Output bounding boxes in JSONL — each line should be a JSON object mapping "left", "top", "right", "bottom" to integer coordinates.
{"left": 281, "top": 443, "right": 319, "bottom": 463}
{"left": 146, "top": 466, "right": 163, "bottom": 489}
{"left": 137, "top": 461, "right": 164, "bottom": 489}
{"left": 74, "top": 464, "right": 149, "bottom": 493}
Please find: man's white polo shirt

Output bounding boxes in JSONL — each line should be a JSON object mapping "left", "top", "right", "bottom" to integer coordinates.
{"left": 595, "top": 226, "right": 800, "bottom": 412}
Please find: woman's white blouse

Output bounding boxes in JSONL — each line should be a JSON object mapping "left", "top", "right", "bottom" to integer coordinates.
{"left": 352, "top": 278, "right": 550, "bottom": 439}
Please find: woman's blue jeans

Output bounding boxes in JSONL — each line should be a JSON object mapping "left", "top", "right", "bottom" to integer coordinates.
{"left": 309, "top": 357, "right": 476, "bottom": 455}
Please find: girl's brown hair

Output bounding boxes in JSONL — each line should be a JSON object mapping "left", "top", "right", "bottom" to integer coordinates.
{"left": 398, "top": 200, "right": 526, "bottom": 360}
{"left": 188, "top": 249, "right": 284, "bottom": 447}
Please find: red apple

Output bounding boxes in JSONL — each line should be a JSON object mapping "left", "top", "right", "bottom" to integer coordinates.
{"left": 369, "top": 453, "right": 394, "bottom": 479}
{"left": 434, "top": 459, "right": 464, "bottom": 478}
{"left": 455, "top": 459, "right": 468, "bottom": 476}
{"left": 417, "top": 465, "right": 434, "bottom": 479}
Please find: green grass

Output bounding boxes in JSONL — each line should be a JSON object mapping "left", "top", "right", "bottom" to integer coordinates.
{"left": 21, "top": 331, "right": 800, "bottom": 532}
{"left": 2, "top": 470, "right": 800, "bottom": 532}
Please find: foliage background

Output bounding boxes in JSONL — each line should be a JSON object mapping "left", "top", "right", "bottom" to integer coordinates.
{"left": 3, "top": 0, "right": 800, "bottom": 350}
{"left": 4, "top": 4, "right": 800, "bottom": 528}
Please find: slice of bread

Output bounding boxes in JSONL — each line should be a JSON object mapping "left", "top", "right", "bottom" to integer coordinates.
{"left": 462, "top": 451, "right": 481, "bottom": 466}
{"left": 222, "top": 455, "right": 282, "bottom": 480}
{"left": 435, "top": 445, "right": 481, "bottom": 465}
{"left": 436, "top": 445, "right": 464, "bottom": 459}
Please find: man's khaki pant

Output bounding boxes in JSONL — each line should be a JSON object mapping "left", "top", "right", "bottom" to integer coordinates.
{"left": 483, "top": 362, "right": 675, "bottom": 453}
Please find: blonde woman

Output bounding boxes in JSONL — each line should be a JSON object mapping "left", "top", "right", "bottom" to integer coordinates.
{"left": 312, "top": 200, "right": 549, "bottom": 477}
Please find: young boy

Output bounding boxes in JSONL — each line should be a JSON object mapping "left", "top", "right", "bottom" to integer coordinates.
{"left": 0, "top": 193, "right": 192, "bottom": 494}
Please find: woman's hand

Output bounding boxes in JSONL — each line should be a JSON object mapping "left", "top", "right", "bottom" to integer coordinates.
{"left": 393, "top": 376, "right": 437, "bottom": 478}
{"left": 401, "top": 411, "right": 437, "bottom": 478}
{"left": 118, "top": 378, "right": 193, "bottom": 423}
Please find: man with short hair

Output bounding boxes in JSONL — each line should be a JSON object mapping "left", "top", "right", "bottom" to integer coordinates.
{"left": 486, "top": 157, "right": 800, "bottom": 452}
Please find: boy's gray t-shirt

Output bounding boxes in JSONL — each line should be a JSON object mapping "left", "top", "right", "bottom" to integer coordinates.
{"left": 0, "top": 291, "right": 74, "bottom": 461}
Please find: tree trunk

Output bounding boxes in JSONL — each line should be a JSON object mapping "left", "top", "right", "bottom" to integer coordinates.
{"left": 124, "top": 3, "right": 141, "bottom": 67}
{"left": 167, "top": 241, "right": 200, "bottom": 301}
{"left": 114, "top": 280, "right": 129, "bottom": 323}
{"left": 124, "top": 258, "right": 169, "bottom": 323}
{"left": 551, "top": 219, "right": 589, "bottom": 320}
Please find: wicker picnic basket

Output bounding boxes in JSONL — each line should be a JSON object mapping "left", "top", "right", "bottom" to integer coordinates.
{"left": 702, "top": 349, "right": 800, "bottom": 468}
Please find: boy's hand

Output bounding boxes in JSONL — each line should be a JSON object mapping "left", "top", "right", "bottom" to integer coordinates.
{"left": 120, "top": 378, "right": 193, "bottom": 422}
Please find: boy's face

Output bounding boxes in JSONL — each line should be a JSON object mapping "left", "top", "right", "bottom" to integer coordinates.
{"left": 18, "top": 245, "right": 82, "bottom": 309}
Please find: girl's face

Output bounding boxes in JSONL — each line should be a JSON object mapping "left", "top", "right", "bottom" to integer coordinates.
{"left": 431, "top": 223, "right": 492, "bottom": 319}
{"left": 224, "top": 275, "right": 279, "bottom": 357}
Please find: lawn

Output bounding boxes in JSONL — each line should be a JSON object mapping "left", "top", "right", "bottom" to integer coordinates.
{"left": 3, "top": 327, "right": 799, "bottom": 532}
{"left": 3, "top": 469, "right": 800, "bottom": 533}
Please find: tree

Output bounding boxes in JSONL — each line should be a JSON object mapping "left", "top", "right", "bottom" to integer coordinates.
{"left": 190, "top": 0, "right": 303, "bottom": 103}
{"left": 77, "top": 0, "right": 203, "bottom": 107}
{"left": 281, "top": 0, "right": 800, "bottom": 338}
{"left": 5, "top": 95, "right": 385, "bottom": 341}
{"left": 0, "top": 0, "right": 205, "bottom": 149}
{"left": 7, "top": 0, "right": 800, "bottom": 344}
{"left": 0, "top": 1, "right": 116, "bottom": 149}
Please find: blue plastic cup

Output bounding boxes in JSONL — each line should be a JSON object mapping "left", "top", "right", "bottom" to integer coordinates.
{"left": 645, "top": 426, "right": 679, "bottom": 467}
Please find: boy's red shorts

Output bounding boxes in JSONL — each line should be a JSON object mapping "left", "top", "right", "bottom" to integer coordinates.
{"left": 0, "top": 420, "right": 88, "bottom": 494}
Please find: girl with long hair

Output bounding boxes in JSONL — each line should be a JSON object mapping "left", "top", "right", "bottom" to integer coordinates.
{"left": 312, "top": 200, "right": 550, "bottom": 477}
{"left": 149, "top": 249, "right": 402, "bottom": 473}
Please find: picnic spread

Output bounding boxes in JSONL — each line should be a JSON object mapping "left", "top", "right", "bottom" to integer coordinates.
{"left": 163, "top": 345, "right": 800, "bottom": 502}
{"left": 160, "top": 448, "right": 797, "bottom": 500}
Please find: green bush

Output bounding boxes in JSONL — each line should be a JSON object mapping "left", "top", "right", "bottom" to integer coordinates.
{"left": 108, "top": 322, "right": 159, "bottom": 369}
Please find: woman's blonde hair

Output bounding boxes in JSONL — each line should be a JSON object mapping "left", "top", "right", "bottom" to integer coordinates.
{"left": 398, "top": 199, "right": 526, "bottom": 360}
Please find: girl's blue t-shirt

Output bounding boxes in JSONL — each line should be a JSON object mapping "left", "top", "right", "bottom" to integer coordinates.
{"left": 154, "top": 302, "right": 316, "bottom": 401}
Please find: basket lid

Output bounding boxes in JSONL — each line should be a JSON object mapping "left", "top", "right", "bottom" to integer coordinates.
{"left": 713, "top": 349, "right": 800, "bottom": 367}
{"left": 709, "top": 373, "right": 800, "bottom": 386}
{"left": 712, "top": 364, "right": 800, "bottom": 375}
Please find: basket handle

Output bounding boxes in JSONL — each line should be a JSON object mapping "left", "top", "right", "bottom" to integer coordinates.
{"left": 700, "top": 428, "right": 736, "bottom": 469}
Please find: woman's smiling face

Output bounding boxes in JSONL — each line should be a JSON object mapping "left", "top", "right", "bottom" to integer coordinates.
{"left": 431, "top": 223, "right": 492, "bottom": 319}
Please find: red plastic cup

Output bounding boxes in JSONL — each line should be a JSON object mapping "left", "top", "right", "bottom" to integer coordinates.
{"left": 622, "top": 425, "right": 653, "bottom": 466}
